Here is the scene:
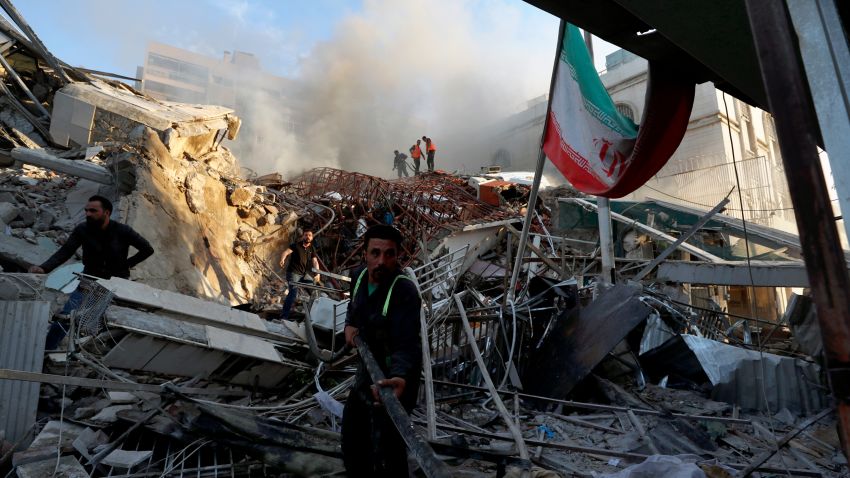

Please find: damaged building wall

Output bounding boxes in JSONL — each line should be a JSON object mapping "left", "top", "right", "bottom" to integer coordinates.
{"left": 116, "top": 128, "right": 294, "bottom": 303}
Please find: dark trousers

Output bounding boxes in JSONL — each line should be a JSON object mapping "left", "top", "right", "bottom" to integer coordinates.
{"left": 396, "top": 163, "right": 409, "bottom": 178}
{"left": 426, "top": 151, "right": 435, "bottom": 172}
{"left": 280, "top": 272, "right": 310, "bottom": 320}
{"left": 45, "top": 288, "right": 85, "bottom": 350}
{"left": 413, "top": 157, "right": 421, "bottom": 175}
{"left": 341, "top": 391, "right": 410, "bottom": 477}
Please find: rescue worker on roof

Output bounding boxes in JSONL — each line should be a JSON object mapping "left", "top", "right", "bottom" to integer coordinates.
{"left": 422, "top": 135, "right": 437, "bottom": 172}
{"left": 410, "top": 139, "right": 424, "bottom": 175}
{"left": 342, "top": 224, "right": 422, "bottom": 476}
{"left": 278, "top": 228, "right": 320, "bottom": 321}
{"left": 392, "top": 149, "right": 409, "bottom": 178}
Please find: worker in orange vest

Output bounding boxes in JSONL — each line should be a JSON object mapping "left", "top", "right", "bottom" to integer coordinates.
{"left": 422, "top": 136, "right": 436, "bottom": 172}
{"left": 410, "top": 140, "right": 424, "bottom": 175}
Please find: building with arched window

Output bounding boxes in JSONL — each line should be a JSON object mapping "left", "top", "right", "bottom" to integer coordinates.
{"left": 484, "top": 48, "right": 795, "bottom": 232}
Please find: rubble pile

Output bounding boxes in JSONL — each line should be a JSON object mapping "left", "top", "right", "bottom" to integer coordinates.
{"left": 0, "top": 2, "right": 848, "bottom": 477}
{"left": 0, "top": 4, "right": 317, "bottom": 304}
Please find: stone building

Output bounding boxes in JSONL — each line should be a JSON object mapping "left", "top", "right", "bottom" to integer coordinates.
{"left": 487, "top": 48, "right": 795, "bottom": 232}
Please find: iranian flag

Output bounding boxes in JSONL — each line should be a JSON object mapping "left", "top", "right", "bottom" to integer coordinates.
{"left": 542, "top": 23, "right": 694, "bottom": 197}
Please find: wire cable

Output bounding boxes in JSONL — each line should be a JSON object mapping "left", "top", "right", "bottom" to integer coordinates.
{"left": 722, "top": 92, "right": 792, "bottom": 477}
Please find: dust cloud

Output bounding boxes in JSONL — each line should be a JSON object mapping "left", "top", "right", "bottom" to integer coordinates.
{"left": 230, "top": 0, "right": 558, "bottom": 178}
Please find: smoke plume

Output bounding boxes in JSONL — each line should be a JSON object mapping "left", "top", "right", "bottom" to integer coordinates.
{"left": 232, "top": 0, "right": 558, "bottom": 178}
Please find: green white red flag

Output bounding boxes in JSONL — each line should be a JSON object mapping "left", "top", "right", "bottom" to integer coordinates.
{"left": 542, "top": 23, "right": 694, "bottom": 197}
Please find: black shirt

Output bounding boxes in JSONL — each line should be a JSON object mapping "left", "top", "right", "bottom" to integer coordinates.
{"left": 40, "top": 221, "right": 154, "bottom": 279}
{"left": 286, "top": 241, "right": 315, "bottom": 275}
{"left": 346, "top": 266, "right": 422, "bottom": 409}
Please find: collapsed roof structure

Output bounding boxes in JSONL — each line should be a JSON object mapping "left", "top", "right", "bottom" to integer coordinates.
{"left": 0, "top": 1, "right": 848, "bottom": 477}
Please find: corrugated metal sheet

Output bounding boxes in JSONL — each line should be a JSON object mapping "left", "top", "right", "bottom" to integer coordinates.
{"left": 639, "top": 312, "right": 676, "bottom": 355}
{"left": 0, "top": 300, "right": 49, "bottom": 444}
{"left": 679, "top": 334, "right": 827, "bottom": 414}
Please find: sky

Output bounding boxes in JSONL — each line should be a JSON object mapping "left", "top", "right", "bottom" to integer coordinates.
{"left": 17, "top": 0, "right": 616, "bottom": 80}
{"left": 11, "top": 0, "right": 619, "bottom": 177}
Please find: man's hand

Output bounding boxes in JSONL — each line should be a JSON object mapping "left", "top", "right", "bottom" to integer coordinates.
{"left": 344, "top": 325, "right": 358, "bottom": 347}
{"left": 371, "top": 377, "right": 406, "bottom": 405}
{"left": 28, "top": 265, "right": 44, "bottom": 274}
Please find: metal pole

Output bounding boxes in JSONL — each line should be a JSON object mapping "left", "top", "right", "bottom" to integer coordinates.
{"left": 352, "top": 336, "right": 451, "bottom": 478}
{"left": 508, "top": 20, "right": 566, "bottom": 301}
{"left": 786, "top": 0, "right": 850, "bottom": 243}
{"left": 745, "top": 0, "right": 850, "bottom": 462}
{"left": 597, "top": 198, "right": 615, "bottom": 284}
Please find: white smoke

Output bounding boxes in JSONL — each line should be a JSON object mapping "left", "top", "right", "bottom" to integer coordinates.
{"left": 19, "top": 0, "right": 559, "bottom": 178}
{"left": 283, "top": 0, "right": 558, "bottom": 177}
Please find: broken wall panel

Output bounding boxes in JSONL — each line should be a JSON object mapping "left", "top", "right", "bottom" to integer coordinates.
{"left": 103, "top": 332, "right": 293, "bottom": 389}
{"left": 640, "top": 334, "right": 827, "bottom": 414}
{"left": 99, "top": 278, "right": 299, "bottom": 342}
{"left": 0, "top": 300, "right": 49, "bottom": 444}
{"left": 523, "top": 284, "right": 653, "bottom": 398}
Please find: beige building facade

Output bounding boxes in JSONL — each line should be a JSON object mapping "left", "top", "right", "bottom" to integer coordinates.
{"left": 487, "top": 49, "right": 795, "bottom": 232}
{"left": 137, "top": 42, "right": 304, "bottom": 163}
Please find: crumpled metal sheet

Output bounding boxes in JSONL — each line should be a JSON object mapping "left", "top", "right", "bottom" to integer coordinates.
{"left": 645, "top": 334, "right": 827, "bottom": 414}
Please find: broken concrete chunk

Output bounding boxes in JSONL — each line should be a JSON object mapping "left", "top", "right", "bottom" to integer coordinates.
{"left": 89, "top": 404, "right": 133, "bottom": 423}
{"left": 16, "top": 455, "right": 89, "bottom": 478}
{"left": 107, "top": 391, "right": 139, "bottom": 404}
{"left": 33, "top": 208, "right": 56, "bottom": 231}
{"left": 229, "top": 186, "right": 254, "bottom": 208}
{"left": 184, "top": 172, "right": 206, "bottom": 214}
{"left": 0, "top": 201, "right": 17, "bottom": 223}
{"left": 71, "top": 427, "right": 109, "bottom": 460}
{"left": 101, "top": 449, "right": 153, "bottom": 468}
{"left": 28, "top": 420, "right": 86, "bottom": 451}
{"left": 16, "top": 207, "right": 36, "bottom": 227}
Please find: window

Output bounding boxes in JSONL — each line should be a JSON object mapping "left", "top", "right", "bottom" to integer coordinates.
{"left": 147, "top": 53, "right": 208, "bottom": 82}
{"left": 615, "top": 103, "right": 635, "bottom": 122}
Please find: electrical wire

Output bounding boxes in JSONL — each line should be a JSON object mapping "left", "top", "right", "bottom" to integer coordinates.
{"left": 641, "top": 182, "right": 835, "bottom": 212}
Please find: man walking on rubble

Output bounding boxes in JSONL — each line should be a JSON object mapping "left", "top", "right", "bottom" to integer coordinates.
{"left": 410, "top": 139, "right": 424, "bottom": 175}
{"left": 422, "top": 136, "right": 437, "bottom": 172}
{"left": 29, "top": 195, "right": 154, "bottom": 349}
{"left": 279, "top": 228, "right": 321, "bottom": 321}
{"left": 392, "top": 149, "right": 409, "bottom": 178}
{"left": 342, "top": 224, "right": 422, "bottom": 477}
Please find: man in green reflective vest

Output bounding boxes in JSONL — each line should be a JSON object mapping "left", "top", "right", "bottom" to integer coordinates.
{"left": 342, "top": 225, "right": 422, "bottom": 476}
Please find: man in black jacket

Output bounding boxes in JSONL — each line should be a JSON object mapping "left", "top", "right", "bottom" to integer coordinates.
{"left": 342, "top": 225, "right": 422, "bottom": 477}
{"left": 30, "top": 195, "right": 154, "bottom": 279}
{"left": 29, "top": 195, "right": 154, "bottom": 347}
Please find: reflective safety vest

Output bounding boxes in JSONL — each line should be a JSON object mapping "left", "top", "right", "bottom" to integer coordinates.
{"left": 411, "top": 145, "right": 423, "bottom": 158}
{"left": 427, "top": 142, "right": 436, "bottom": 152}
{"left": 352, "top": 269, "right": 415, "bottom": 316}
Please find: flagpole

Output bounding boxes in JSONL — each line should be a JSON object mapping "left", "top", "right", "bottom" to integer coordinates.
{"left": 598, "top": 196, "right": 615, "bottom": 284}
{"left": 507, "top": 20, "right": 566, "bottom": 303}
